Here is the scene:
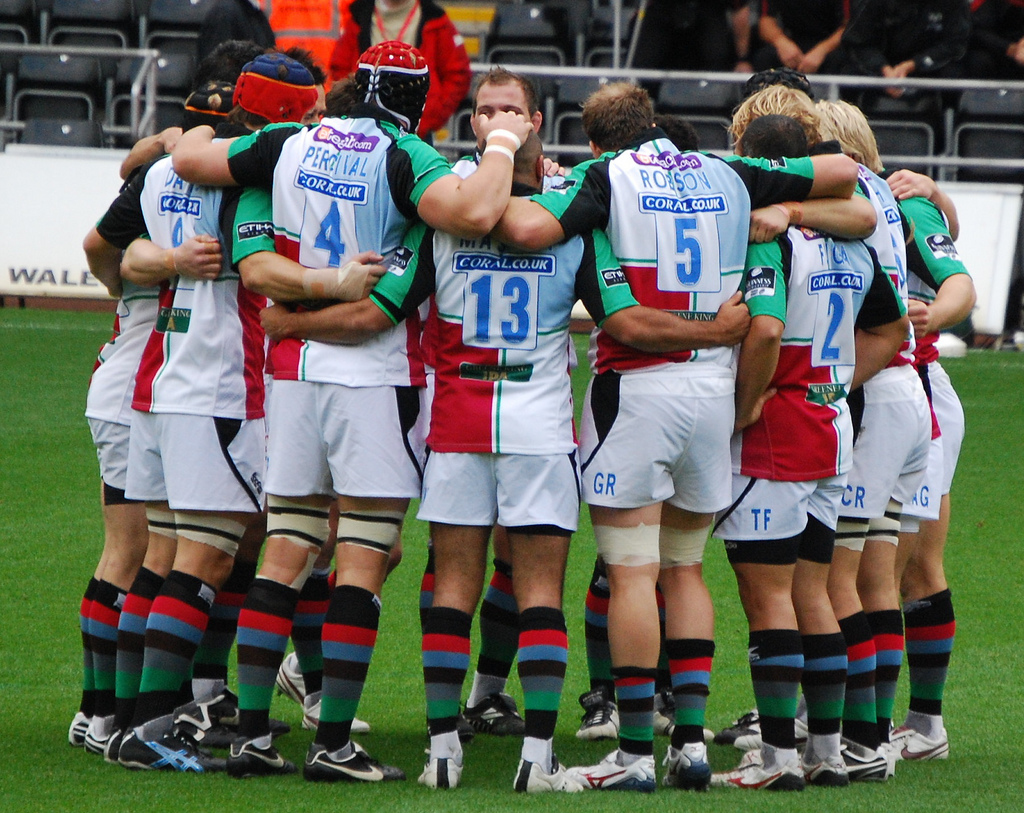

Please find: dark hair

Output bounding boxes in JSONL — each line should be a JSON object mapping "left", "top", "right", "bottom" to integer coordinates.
{"left": 193, "top": 40, "right": 266, "bottom": 88}
{"left": 582, "top": 81, "right": 654, "bottom": 153}
{"left": 283, "top": 45, "right": 327, "bottom": 86}
{"left": 472, "top": 66, "right": 540, "bottom": 117}
{"left": 653, "top": 113, "right": 699, "bottom": 152}
{"left": 741, "top": 67, "right": 815, "bottom": 102}
{"left": 226, "top": 106, "right": 271, "bottom": 130}
{"left": 738, "top": 114, "right": 809, "bottom": 160}
{"left": 325, "top": 75, "right": 361, "bottom": 117}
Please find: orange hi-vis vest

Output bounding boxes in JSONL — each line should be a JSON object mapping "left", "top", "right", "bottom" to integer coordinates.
{"left": 261, "top": 1, "right": 345, "bottom": 80}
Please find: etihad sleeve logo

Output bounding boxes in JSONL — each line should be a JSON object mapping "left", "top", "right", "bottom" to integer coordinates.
{"left": 745, "top": 266, "right": 776, "bottom": 298}
{"left": 926, "top": 233, "right": 959, "bottom": 260}
{"left": 601, "top": 268, "right": 627, "bottom": 286}
{"left": 296, "top": 170, "right": 368, "bottom": 202}
{"left": 312, "top": 126, "right": 379, "bottom": 152}
{"left": 159, "top": 194, "right": 201, "bottom": 216}
{"left": 237, "top": 221, "right": 273, "bottom": 241}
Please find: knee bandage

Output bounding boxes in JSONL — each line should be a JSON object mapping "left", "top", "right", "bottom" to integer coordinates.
{"left": 337, "top": 510, "right": 404, "bottom": 554}
{"left": 174, "top": 512, "right": 245, "bottom": 557}
{"left": 146, "top": 507, "right": 177, "bottom": 541}
{"left": 835, "top": 517, "right": 870, "bottom": 552}
{"left": 867, "top": 499, "right": 902, "bottom": 546}
{"left": 594, "top": 523, "right": 660, "bottom": 567}
{"left": 266, "top": 497, "right": 331, "bottom": 587}
{"left": 660, "top": 525, "right": 710, "bottom": 567}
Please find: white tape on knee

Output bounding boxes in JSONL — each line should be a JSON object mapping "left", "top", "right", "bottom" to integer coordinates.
{"left": 146, "top": 507, "right": 177, "bottom": 541}
{"left": 867, "top": 498, "right": 902, "bottom": 546}
{"left": 337, "top": 510, "right": 404, "bottom": 554}
{"left": 266, "top": 497, "right": 331, "bottom": 588}
{"left": 659, "top": 525, "right": 709, "bottom": 567}
{"left": 835, "top": 517, "right": 869, "bottom": 552}
{"left": 594, "top": 523, "right": 661, "bottom": 567}
{"left": 174, "top": 512, "right": 245, "bottom": 557}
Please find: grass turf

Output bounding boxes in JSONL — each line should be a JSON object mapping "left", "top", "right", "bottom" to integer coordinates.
{"left": 1, "top": 307, "right": 1022, "bottom": 811}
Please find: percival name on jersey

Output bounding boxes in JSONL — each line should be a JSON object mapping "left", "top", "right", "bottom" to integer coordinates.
{"left": 226, "top": 111, "right": 455, "bottom": 387}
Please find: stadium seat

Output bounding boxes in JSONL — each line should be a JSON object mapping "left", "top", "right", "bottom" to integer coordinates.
{"left": 855, "top": 90, "right": 945, "bottom": 157}
{"left": 553, "top": 109, "right": 588, "bottom": 166}
{"left": 486, "top": 2, "right": 568, "bottom": 66}
{"left": 685, "top": 116, "right": 731, "bottom": 152}
{"left": 108, "top": 91, "right": 182, "bottom": 147}
{"left": 116, "top": 48, "right": 192, "bottom": 96}
{"left": 21, "top": 115, "right": 103, "bottom": 146}
{"left": 0, "top": 0, "right": 35, "bottom": 45}
{"left": 42, "top": 0, "right": 134, "bottom": 49}
{"left": 137, "top": 0, "right": 210, "bottom": 44}
{"left": 14, "top": 52, "right": 101, "bottom": 121}
{"left": 657, "top": 79, "right": 740, "bottom": 115}
{"left": 954, "top": 123, "right": 1024, "bottom": 183}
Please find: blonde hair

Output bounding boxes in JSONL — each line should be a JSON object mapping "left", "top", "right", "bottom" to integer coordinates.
{"left": 730, "top": 85, "right": 820, "bottom": 148}
{"left": 815, "top": 99, "right": 882, "bottom": 174}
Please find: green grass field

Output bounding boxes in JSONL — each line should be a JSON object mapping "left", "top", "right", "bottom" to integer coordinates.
{"left": 1, "top": 307, "right": 1022, "bottom": 812}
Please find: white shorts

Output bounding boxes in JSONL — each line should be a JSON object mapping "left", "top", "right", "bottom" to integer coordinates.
{"left": 89, "top": 417, "right": 131, "bottom": 491}
{"left": 418, "top": 451, "right": 580, "bottom": 532}
{"left": 265, "top": 379, "right": 426, "bottom": 499}
{"left": 841, "top": 367, "right": 931, "bottom": 519}
{"left": 714, "top": 474, "right": 847, "bottom": 541}
{"left": 579, "top": 369, "right": 734, "bottom": 513}
{"left": 902, "top": 362, "right": 965, "bottom": 522}
{"left": 126, "top": 411, "right": 266, "bottom": 512}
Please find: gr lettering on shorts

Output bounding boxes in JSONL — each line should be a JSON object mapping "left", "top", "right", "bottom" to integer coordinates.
{"left": 592, "top": 471, "right": 616, "bottom": 496}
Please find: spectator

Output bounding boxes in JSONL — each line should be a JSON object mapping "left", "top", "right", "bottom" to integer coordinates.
{"left": 752, "top": 0, "right": 849, "bottom": 74}
{"left": 329, "top": 0, "right": 471, "bottom": 140}
{"left": 198, "top": 0, "right": 276, "bottom": 61}
{"left": 966, "top": 0, "right": 1024, "bottom": 79}
{"left": 840, "top": 0, "right": 970, "bottom": 98}
{"left": 630, "top": 0, "right": 753, "bottom": 72}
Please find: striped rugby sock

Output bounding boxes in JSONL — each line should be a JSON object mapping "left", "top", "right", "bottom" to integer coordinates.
{"left": 667, "top": 638, "right": 714, "bottom": 748}
{"left": 839, "top": 612, "right": 880, "bottom": 749}
{"left": 236, "top": 577, "right": 298, "bottom": 739}
{"left": 904, "top": 589, "right": 955, "bottom": 719}
{"left": 131, "top": 570, "right": 215, "bottom": 729}
{"left": 315, "top": 584, "right": 380, "bottom": 751}
{"left": 114, "top": 567, "right": 164, "bottom": 732}
{"left": 292, "top": 569, "right": 330, "bottom": 696}
{"left": 518, "top": 606, "right": 568, "bottom": 742}
{"left": 749, "top": 629, "right": 803, "bottom": 750}
{"left": 584, "top": 560, "right": 614, "bottom": 695}
{"left": 614, "top": 667, "right": 656, "bottom": 757}
{"left": 423, "top": 606, "right": 472, "bottom": 737}
{"left": 866, "top": 608, "right": 903, "bottom": 742}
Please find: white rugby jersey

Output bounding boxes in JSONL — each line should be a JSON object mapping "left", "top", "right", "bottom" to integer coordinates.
{"left": 858, "top": 165, "right": 914, "bottom": 367}
{"left": 372, "top": 217, "right": 638, "bottom": 454}
{"left": 131, "top": 156, "right": 266, "bottom": 419}
{"left": 85, "top": 280, "right": 160, "bottom": 426}
{"left": 736, "top": 227, "right": 903, "bottom": 480}
{"left": 226, "top": 111, "right": 453, "bottom": 387}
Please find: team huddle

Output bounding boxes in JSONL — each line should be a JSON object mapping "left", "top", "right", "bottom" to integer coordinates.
{"left": 71, "top": 40, "right": 973, "bottom": 793}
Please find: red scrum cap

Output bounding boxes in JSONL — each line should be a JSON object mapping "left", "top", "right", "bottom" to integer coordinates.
{"left": 233, "top": 52, "right": 318, "bottom": 124}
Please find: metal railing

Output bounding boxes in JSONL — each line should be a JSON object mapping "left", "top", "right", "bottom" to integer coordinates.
{"left": 0, "top": 43, "right": 159, "bottom": 147}
{"left": 435, "top": 63, "right": 1024, "bottom": 181}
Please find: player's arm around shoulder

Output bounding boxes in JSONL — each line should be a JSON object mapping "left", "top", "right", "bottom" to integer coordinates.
{"left": 734, "top": 240, "right": 787, "bottom": 432}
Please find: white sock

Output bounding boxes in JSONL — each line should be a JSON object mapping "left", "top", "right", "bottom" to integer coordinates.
{"left": 89, "top": 714, "right": 114, "bottom": 739}
{"left": 327, "top": 741, "right": 355, "bottom": 761}
{"left": 467, "top": 673, "right": 507, "bottom": 708}
{"left": 761, "top": 743, "right": 798, "bottom": 770}
{"left": 192, "top": 678, "right": 226, "bottom": 703}
{"left": 804, "top": 732, "right": 841, "bottom": 763}
{"left": 618, "top": 748, "right": 644, "bottom": 766}
{"left": 905, "top": 710, "right": 943, "bottom": 739}
{"left": 251, "top": 733, "right": 272, "bottom": 749}
{"left": 429, "top": 730, "right": 463, "bottom": 764}
{"left": 521, "top": 736, "right": 553, "bottom": 772}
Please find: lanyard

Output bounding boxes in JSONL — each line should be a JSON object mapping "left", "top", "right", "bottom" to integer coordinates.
{"left": 374, "top": 1, "right": 420, "bottom": 44}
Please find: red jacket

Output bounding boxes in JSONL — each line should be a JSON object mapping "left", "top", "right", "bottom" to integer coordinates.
{"left": 330, "top": 0, "right": 472, "bottom": 136}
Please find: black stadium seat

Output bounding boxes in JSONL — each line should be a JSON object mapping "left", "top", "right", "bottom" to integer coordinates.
{"left": 21, "top": 115, "right": 103, "bottom": 146}
{"left": 42, "top": 0, "right": 134, "bottom": 48}
{"left": 14, "top": 52, "right": 101, "bottom": 121}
